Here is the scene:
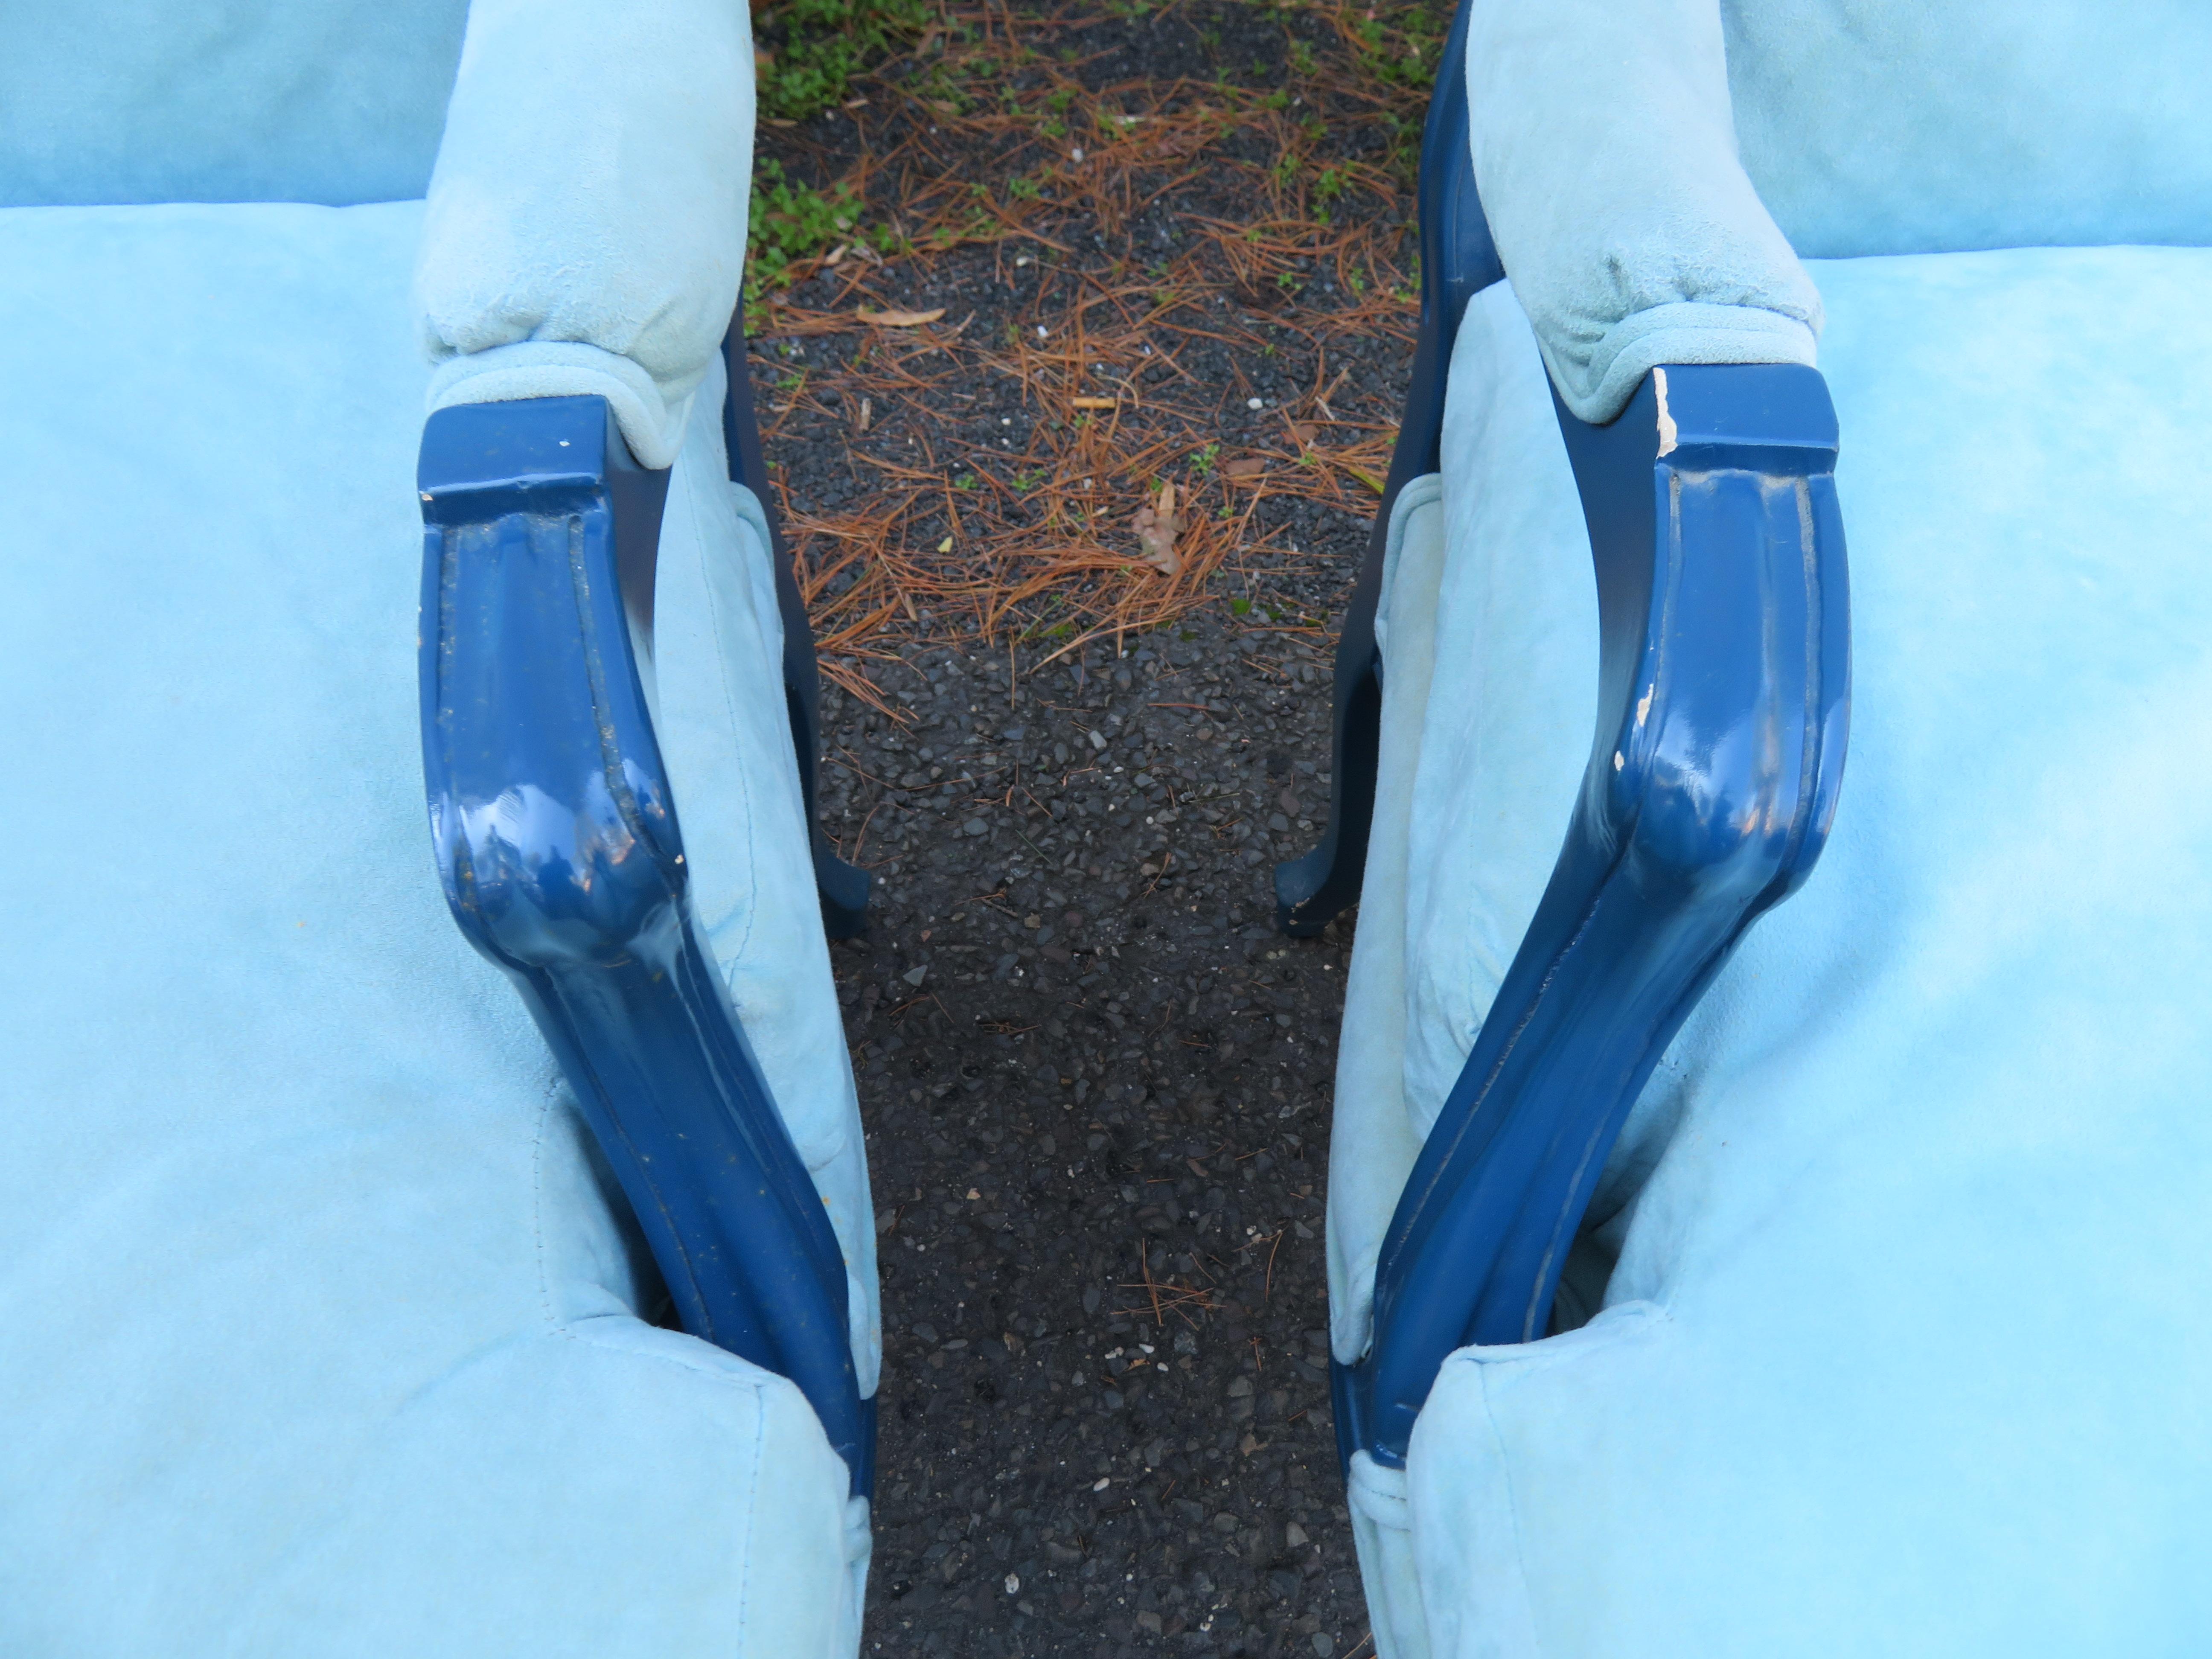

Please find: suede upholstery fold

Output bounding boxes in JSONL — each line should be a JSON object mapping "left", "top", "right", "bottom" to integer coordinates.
{"left": 414, "top": 0, "right": 757, "bottom": 467}
{"left": 1463, "top": 0, "right": 1821, "bottom": 424}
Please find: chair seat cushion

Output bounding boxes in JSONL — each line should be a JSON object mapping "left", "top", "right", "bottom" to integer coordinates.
{"left": 1333, "top": 244, "right": 2212, "bottom": 1654}
{"left": 0, "top": 201, "right": 865, "bottom": 1656}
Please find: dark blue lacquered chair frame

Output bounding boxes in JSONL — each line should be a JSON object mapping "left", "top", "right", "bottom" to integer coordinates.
{"left": 1283, "top": 1, "right": 1852, "bottom": 1476}
{"left": 418, "top": 308, "right": 874, "bottom": 1496}
{"left": 1273, "top": 0, "right": 1502, "bottom": 939}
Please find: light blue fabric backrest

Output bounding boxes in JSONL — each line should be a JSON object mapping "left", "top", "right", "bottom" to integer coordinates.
{"left": 0, "top": 0, "right": 469, "bottom": 207}
{"left": 1725, "top": 0, "right": 2212, "bottom": 257}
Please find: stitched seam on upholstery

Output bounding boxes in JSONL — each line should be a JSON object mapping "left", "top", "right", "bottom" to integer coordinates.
{"left": 698, "top": 468, "right": 761, "bottom": 966}
{"left": 530, "top": 1086, "right": 562, "bottom": 1336}
{"left": 1415, "top": 489, "right": 1487, "bottom": 1134}
{"left": 559, "top": 1314, "right": 778, "bottom": 1388}
{"left": 1474, "top": 1358, "right": 1548, "bottom": 1658}
{"left": 1377, "top": 472, "right": 1444, "bottom": 628}
{"left": 735, "top": 1364, "right": 768, "bottom": 1642}
{"left": 549, "top": 1318, "right": 779, "bottom": 1630}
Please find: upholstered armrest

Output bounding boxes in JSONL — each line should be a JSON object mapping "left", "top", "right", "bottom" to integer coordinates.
{"left": 413, "top": 0, "right": 755, "bottom": 468}
{"left": 1464, "top": 0, "right": 1823, "bottom": 422}
{"left": 417, "top": 395, "right": 872, "bottom": 1495}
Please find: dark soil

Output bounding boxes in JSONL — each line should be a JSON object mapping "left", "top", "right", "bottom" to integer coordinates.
{"left": 749, "top": 6, "right": 1435, "bottom": 1656}
{"left": 822, "top": 622, "right": 1363, "bottom": 1659}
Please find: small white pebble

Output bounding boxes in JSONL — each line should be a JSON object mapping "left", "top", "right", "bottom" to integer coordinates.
{"left": 1004, "top": 1574, "right": 1021, "bottom": 1595}
{"left": 1092, "top": 1477, "right": 1111, "bottom": 1492}
{"left": 1246, "top": 397, "right": 1263, "bottom": 410}
{"left": 1072, "top": 146, "right": 1085, "bottom": 162}
{"left": 1036, "top": 325, "right": 1049, "bottom": 339}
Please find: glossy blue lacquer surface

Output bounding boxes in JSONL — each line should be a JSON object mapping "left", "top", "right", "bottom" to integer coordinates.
{"left": 1334, "top": 364, "right": 1851, "bottom": 1471}
{"left": 1300, "top": 0, "right": 1853, "bottom": 1476}
{"left": 1275, "top": 0, "right": 1502, "bottom": 935}
{"left": 418, "top": 394, "right": 873, "bottom": 1494}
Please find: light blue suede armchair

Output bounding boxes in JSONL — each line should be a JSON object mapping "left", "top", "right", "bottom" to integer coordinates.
{"left": 0, "top": 3, "right": 877, "bottom": 1652}
{"left": 1287, "top": 2, "right": 2212, "bottom": 1653}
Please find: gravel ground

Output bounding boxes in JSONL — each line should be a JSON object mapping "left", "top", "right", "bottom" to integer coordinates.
{"left": 743, "top": 5, "right": 1436, "bottom": 1654}
{"left": 821, "top": 615, "right": 1369, "bottom": 1659}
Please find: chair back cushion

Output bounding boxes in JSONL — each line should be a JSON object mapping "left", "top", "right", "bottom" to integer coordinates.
{"left": 1726, "top": 0, "right": 2212, "bottom": 256}
{"left": 0, "top": 0, "right": 467, "bottom": 207}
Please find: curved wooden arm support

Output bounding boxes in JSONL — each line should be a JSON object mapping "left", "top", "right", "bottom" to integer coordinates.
{"left": 418, "top": 395, "right": 873, "bottom": 1496}
{"left": 1275, "top": 0, "right": 1502, "bottom": 937}
{"left": 1334, "top": 363, "right": 1851, "bottom": 1473}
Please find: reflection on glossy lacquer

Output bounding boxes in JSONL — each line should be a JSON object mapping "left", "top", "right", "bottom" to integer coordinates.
{"left": 1337, "top": 363, "right": 1849, "bottom": 1474}
{"left": 418, "top": 394, "right": 874, "bottom": 1495}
